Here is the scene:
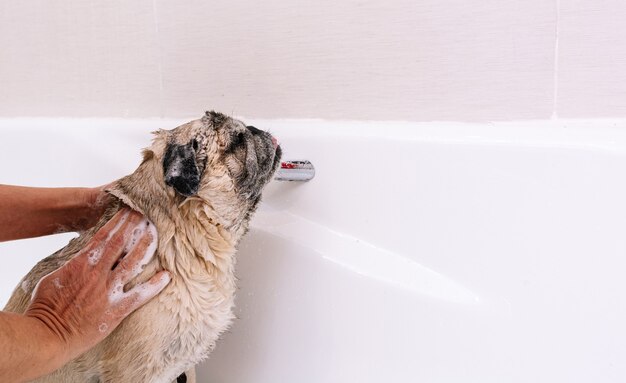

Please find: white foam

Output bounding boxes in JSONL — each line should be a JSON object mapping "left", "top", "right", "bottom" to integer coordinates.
{"left": 106, "top": 209, "right": 130, "bottom": 241}
{"left": 105, "top": 217, "right": 161, "bottom": 304}
{"left": 123, "top": 221, "right": 148, "bottom": 254}
{"left": 131, "top": 221, "right": 158, "bottom": 277}
{"left": 119, "top": 219, "right": 158, "bottom": 279}
{"left": 21, "top": 279, "right": 30, "bottom": 293}
{"left": 87, "top": 247, "right": 104, "bottom": 266}
{"left": 133, "top": 272, "right": 171, "bottom": 302}
{"left": 87, "top": 211, "right": 136, "bottom": 266}
{"left": 108, "top": 271, "right": 170, "bottom": 305}
{"left": 108, "top": 279, "right": 125, "bottom": 304}
{"left": 52, "top": 277, "right": 64, "bottom": 289}
{"left": 167, "top": 163, "right": 182, "bottom": 178}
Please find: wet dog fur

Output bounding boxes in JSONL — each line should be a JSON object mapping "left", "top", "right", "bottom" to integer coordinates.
{"left": 4, "top": 111, "right": 282, "bottom": 382}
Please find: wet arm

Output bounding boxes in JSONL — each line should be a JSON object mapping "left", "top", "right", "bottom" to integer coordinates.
{"left": 0, "top": 311, "right": 68, "bottom": 382}
{"left": 0, "top": 209, "right": 170, "bottom": 382}
{"left": 0, "top": 185, "right": 108, "bottom": 242}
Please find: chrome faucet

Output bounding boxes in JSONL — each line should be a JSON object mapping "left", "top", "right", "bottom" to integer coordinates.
{"left": 274, "top": 160, "right": 315, "bottom": 181}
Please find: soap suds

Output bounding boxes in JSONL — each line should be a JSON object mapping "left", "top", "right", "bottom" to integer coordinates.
{"left": 133, "top": 272, "right": 171, "bottom": 302}
{"left": 52, "top": 277, "right": 64, "bottom": 289}
{"left": 124, "top": 222, "right": 147, "bottom": 254}
{"left": 106, "top": 209, "right": 130, "bottom": 241}
{"left": 88, "top": 210, "right": 134, "bottom": 266}
{"left": 108, "top": 270, "right": 170, "bottom": 305}
{"left": 108, "top": 220, "right": 159, "bottom": 304}
{"left": 87, "top": 247, "right": 104, "bottom": 266}
{"left": 21, "top": 279, "right": 30, "bottom": 293}
{"left": 131, "top": 221, "right": 158, "bottom": 277}
{"left": 109, "top": 280, "right": 125, "bottom": 304}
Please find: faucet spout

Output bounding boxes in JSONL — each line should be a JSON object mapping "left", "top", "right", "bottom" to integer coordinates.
{"left": 274, "top": 160, "right": 315, "bottom": 181}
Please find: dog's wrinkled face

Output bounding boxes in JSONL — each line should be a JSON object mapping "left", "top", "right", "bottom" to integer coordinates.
{"left": 161, "top": 111, "right": 282, "bottom": 207}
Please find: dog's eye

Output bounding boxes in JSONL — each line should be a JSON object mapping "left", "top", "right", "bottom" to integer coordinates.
{"left": 230, "top": 132, "right": 245, "bottom": 149}
{"left": 191, "top": 139, "right": 199, "bottom": 151}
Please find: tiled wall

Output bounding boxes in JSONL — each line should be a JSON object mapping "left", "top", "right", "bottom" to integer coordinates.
{"left": 0, "top": 0, "right": 622, "bottom": 121}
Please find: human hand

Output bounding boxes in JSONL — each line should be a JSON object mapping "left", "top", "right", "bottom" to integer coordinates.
{"left": 73, "top": 184, "right": 114, "bottom": 232}
{"left": 24, "top": 208, "right": 171, "bottom": 362}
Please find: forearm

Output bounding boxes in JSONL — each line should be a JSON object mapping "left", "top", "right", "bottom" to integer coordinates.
{"left": 0, "top": 210, "right": 168, "bottom": 382}
{"left": 0, "top": 185, "right": 104, "bottom": 242}
{"left": 0, "top": 311, "right": 68, "bottom": 383}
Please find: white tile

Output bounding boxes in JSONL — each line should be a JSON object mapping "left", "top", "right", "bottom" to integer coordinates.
{"left": 557, "top": 0, "right": 626, "bottom": 118}
{"left": 0, "top": 0, "right": 161, "bottom": 117}
{"left": 157, "top": 0, "right": 556, "bottom": 121}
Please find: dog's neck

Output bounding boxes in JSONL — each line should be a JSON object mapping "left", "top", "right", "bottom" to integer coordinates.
{"left": 106, "top": 156, "right": 241, "bottom": 274}
{"left": 105, "top": 156, "right": 240, "bottom": 326}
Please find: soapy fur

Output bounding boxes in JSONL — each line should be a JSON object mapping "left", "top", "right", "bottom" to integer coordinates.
{"left": 4, "top": 111, "right": 281, "bottom": 382}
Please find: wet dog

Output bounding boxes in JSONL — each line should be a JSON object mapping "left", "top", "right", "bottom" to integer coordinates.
{"left": 4, "top": 111, "right": 281, "bottom": 382}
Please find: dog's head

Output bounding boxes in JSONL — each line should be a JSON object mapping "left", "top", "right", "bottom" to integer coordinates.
{"left": 130, "top": 111, "right": 281, "bottom": 234}
{"left": 160, "top": 111, "right": 281, "bottom": 198}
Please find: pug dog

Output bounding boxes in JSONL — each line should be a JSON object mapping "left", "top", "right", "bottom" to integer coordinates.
{"left": 4, "top": 111, "right": 282, "bottom": 382}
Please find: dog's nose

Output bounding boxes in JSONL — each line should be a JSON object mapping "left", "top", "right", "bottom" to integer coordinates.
{"left": 246, "top": 125, "right": 262, "bottom": 135}
{"left": 247, "top": 125, "right": 278, "bottom": 148}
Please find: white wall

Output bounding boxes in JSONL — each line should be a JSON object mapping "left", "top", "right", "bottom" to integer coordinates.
{"left": 0, "top": 0, "right": 623, "bottom": 121}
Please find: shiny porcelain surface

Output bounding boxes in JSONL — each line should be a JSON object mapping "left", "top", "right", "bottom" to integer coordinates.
{"left": 1, "top": 119, "right": 626, "bottom": 382}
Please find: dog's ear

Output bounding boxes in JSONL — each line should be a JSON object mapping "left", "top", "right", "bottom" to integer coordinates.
{"left": 163, "top": 140, "right": 200, "bottom": 197}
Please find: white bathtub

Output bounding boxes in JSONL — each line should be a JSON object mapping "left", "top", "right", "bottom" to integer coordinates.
{"left": 2, "top": 119, "right": 626, "bottom": 382}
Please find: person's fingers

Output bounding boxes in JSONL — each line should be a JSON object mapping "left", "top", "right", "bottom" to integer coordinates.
{"left": 112, "top": 221, "right": 158, "bottom": 284}
{"left": 87, "top": 208, "right": 130, "bottom": 245}
{"left": 113, "top": 271, "right": 171, "bottom": 317}
{"left": 95, "top": 210, "right": 147, "bottom": 270}
{"left": 74, "top": 208, "right": 130, "bottom": 267}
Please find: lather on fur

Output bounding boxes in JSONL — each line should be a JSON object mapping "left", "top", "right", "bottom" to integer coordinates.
{"left": 4, "top": 111, "right": 282, "bottom": 382}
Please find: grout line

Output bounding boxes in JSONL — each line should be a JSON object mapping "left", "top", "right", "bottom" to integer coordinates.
{"left": 551, "top": 0, "right": 561, "bottom": 120}
{"left": 152, "top": 0, "right": 165, "bottom": 118}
